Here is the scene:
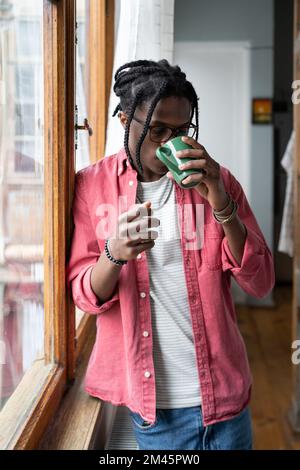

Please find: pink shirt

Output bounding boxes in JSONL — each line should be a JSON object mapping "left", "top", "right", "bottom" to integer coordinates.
{"left": 66, "top": 147, "right": 275, "bottom": 426}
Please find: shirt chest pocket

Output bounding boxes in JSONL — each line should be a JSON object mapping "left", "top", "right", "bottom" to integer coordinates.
{"left": 202, "top": 223, "right": 224, "bottom": 271}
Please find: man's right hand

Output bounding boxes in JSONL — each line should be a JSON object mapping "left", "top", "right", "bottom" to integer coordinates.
{"left": 108, "top": 201, "right": 160, "bottom": 261}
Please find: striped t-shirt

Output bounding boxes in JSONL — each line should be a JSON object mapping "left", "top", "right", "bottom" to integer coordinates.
{"left": 136, "top": 173, "right": 202, "bottom": 408}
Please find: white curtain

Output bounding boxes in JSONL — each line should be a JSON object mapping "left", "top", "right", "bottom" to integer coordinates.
{"left": 105, "top": 0, "right": 175, "bottom": 157}
{"left": 75, "top": 41, "right": 90, "bottom": 171}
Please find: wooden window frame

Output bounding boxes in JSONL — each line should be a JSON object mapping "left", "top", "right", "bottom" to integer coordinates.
{"left": 38, "top": 0, "right": 115, "bottom": 448}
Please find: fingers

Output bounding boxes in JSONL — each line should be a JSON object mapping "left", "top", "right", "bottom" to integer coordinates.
{"left": 178, "top": 159, "right": 207, "bottom": 172}
{"left": 130, "top": 215, "right": 160, "bottom": 233}
{"left": 131, "top": 239, "right": 156, "bottom": 256}
{"left": 119, "top": 215, "right": 160, "bottom": 239}
{"left": 116, "top": 201, "right": 160, "bottom": 254}
{"left": 182, "top": 173, "right": 206, "bottom": 186}
{"left": 176, "top": 149, "right": 206, "bottom": 159}
{"left": 128, "top": 230, "right": 159, "bottom": 244}
{"left": 119, "top": 206, "right": 140, "bottom": 224}
{"left": 122, "top": 220, "right": 160, "bottom": 240}
{"left": 119, "top": 200, "right": 152, "bottom": 224}
{"left": 181, "top": 136, "right": 205, "bottom": 150}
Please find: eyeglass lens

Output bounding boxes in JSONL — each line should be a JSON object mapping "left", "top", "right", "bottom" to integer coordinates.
{"left": 150, "top": 126, "right": 196, "bottom": 142}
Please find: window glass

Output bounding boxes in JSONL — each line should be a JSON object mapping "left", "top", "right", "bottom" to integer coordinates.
{"left": 0, "top": 0, "right": 44, "bottom": 411}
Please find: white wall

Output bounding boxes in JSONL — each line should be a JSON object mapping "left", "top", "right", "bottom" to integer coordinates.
{"left": 174, "top": 0, "right": 274, "bottom": 306}
{"left": 174, "top": 41, "right": 251, "bottom": 197}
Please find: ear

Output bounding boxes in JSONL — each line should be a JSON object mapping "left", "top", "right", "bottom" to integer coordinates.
{"left": 118, "top": 111, "right": 128, "bottom": 130}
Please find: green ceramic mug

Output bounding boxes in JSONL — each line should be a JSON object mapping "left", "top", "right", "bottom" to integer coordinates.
{"left": 156, "top": 136, "right": 205, "bottom": 189}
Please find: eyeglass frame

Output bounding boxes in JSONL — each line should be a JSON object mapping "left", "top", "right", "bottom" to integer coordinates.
{"left": 131, "top": 115, "right": 198, "bottom": 143}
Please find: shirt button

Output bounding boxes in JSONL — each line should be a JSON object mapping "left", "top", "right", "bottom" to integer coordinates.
{"left": 140, "top": 292, "right": 146, "bottom": 298}
{"left": 144, "top": 371, "right": 151, "bottom": 378}
{"left": 143, "top": 331, "right": 149, "bottom": 337}
{"left": 137, "top": 253, "right": 142, "bottom": 259}
{"left": 129, "top": 180, "right": 134, "bottom": 186}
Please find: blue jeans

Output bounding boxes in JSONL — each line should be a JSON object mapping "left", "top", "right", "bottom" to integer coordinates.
{"left": 128, "top": 405, "right": 253, "bottom": 450}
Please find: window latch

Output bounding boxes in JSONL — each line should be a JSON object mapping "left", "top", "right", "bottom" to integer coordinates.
{"left": 75, "top": 118, "right": 93, "bottom": 136}
{"left": 75, "top": 105, "right": 93, "bottom": 149}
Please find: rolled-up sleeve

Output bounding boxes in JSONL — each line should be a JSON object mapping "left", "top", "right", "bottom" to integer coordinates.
{"left": 221, "top": 173, "right": 275, "bottom": 299}
{"left": 66, "top": 171, "right": 119, "bottom": 314}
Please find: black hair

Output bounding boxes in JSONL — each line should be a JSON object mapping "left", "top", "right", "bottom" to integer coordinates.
{"left": 112, "top": 59, "right": 199, "bottom": 175}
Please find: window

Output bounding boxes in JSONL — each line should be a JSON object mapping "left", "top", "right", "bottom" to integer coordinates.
{"left": 0, "top": 0, "right": 45, "bottom": 412}
{"left": 0, "top": 0, "right": 70, "bottom": 449}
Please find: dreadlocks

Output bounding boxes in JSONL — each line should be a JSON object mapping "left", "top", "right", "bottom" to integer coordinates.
{"left": 112, "top": 59, "right": 199, "bottom": 175}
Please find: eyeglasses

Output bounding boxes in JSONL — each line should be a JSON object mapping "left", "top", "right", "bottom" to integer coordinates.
{"left": 132, "top": 116, "right": 198, "bottom": 143}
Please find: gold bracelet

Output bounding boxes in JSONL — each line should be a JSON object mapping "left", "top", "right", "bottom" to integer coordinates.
{"left": 212, "top": 200, "right": 238, "bottom": 224}
{"left": 213, "top": 193, "right": 232, "bottom": 216}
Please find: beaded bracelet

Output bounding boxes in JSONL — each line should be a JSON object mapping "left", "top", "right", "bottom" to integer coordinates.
{"left": 104, "top": 239, "right": 127, "bottom": 266}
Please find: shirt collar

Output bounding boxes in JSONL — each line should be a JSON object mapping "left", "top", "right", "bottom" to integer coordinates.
{"left": 117, "top": 147, "right": 130, "bottom": 176}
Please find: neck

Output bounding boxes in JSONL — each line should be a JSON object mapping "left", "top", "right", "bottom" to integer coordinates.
{"left": 137, "top": 173, "right": 164, "bottom": 182}
{"left": 137, "top": 167, "right": 168, "bottom": 183}
{"left": 128, "top": 155, "right": 166, "bottom": 182}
